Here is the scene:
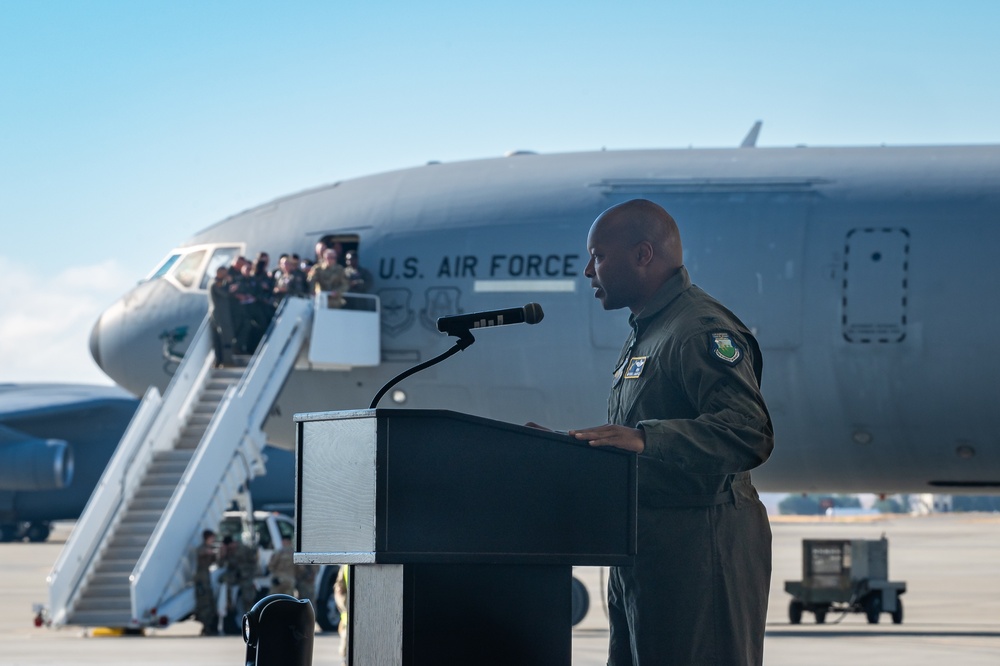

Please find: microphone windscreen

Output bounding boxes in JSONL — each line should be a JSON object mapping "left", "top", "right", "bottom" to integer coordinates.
{"left": 523, "top": 303, "right": 544, "bottom": 325}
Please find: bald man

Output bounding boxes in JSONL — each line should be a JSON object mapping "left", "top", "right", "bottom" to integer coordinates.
{"left": 571, "top": 199, "right": 773, "bottom": 665}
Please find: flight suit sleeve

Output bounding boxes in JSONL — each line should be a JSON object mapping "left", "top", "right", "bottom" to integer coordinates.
{"left": 637, "top": 329, "right": 773, "bottom": 476}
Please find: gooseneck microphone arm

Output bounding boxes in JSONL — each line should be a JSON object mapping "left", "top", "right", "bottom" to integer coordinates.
{"left": 369, "top": 330, "right": 475, "bottom": 409}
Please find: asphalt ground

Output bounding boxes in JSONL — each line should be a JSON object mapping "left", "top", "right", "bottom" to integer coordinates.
{"left": 3, "top": 513, "right": 999, "bottom": 665}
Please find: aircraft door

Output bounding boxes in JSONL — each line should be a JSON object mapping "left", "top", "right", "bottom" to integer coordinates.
{"left": 842, "top": 228, "right": 909, "bottom": 343}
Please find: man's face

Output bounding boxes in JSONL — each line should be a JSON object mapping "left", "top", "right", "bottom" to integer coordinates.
{"left": 585, "top": 218, "right": 640, "bottom": 311}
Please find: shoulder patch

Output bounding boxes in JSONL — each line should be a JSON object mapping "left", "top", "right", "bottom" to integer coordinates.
{"left": 708, "top": 331, "right": 743, "bottom": 366}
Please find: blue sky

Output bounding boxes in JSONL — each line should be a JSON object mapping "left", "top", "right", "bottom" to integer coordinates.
{"left": 2, "top": 1, "right": 999, "bottom": 383}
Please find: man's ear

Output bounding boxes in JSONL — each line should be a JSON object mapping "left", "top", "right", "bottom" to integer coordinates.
{"left": 635, "top": 240, "right": 654, "bottom": 267}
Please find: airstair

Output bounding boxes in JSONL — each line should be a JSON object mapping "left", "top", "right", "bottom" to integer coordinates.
{"left": 46, "top": 294, "right": 377, "bottom": 629}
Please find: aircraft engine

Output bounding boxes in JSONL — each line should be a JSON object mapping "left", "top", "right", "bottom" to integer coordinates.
{"left": 0, "top": 437, "right": 75, "bottom": 491}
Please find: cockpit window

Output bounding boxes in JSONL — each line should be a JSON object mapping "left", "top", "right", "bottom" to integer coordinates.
{"left": 172, "top": 250, "right": 207, "bottom": 288}
{"left": 148, "top": 254, "right": 181, "bottom": 281}
{"left": 199, "top": 246, "right": 242, "bottom": 290}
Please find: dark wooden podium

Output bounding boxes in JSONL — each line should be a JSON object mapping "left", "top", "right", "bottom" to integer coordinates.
{"left": 294, "top": 409, "right": 636, "bottom": 666}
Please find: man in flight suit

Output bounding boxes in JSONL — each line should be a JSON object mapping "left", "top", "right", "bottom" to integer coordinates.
{"left": 569, "top": 199, "right": 773, "bottom": 665}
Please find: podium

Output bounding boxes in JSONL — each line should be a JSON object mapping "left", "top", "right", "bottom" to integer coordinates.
{"left": 294, "top": 409, "right": 636, "bottom": 666}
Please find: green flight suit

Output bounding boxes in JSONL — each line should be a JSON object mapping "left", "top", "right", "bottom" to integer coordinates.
{"left": 606, "top": 266, "right": 773, "bottom": 666}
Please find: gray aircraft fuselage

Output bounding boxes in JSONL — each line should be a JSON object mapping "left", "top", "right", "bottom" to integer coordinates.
{"left": 89, "top": 145, "right": 1000, "bottom": 494}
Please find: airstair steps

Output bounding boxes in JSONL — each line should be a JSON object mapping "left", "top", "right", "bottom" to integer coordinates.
{"left": 87, "top": 572, "right": 133, "bottom": 588}
{"left": 134, "top": 487, "right": 173, "bottom": 498}
{"left": 120, "top": 509, "right": 165, "bottom": 524}
{"left": 95, "top": 558, "right": 138, "bottom": 573}
{"left": 68, "top": 610, "right": 134, "bottom": 627}
{"left": 75, "top": 595, "right": 130, "bottom": 610}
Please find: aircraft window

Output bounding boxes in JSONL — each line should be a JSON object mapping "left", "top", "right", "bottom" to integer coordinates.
{"left": 148, "top": 254, "right": 181, "bottom": 280}
{"left": 199, "top": 246, "right": 242, "bottom": 290}
{"left": 171, "top": 250, "right": 207, "bottom": 288}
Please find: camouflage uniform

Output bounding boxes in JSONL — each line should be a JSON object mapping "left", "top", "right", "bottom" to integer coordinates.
{"left": 267, "top": 545, "right": 296, "bottom": 595}
{"left": 334, "top": 565, "right": 349, "bottom": 659}
{"left": 234, "top": 542, "right": 260, "bottom": 614}
{"left": 307, "top": 263, "right": 350, "bottom": 307}
{"left": 294, "top": 563, "right": 318, "bottom": 601}
{"left": 193, "top": 541, "right": 218, "bottom": 635}
{"left": 217, "top": 540, "right": 240, "bottom": 622}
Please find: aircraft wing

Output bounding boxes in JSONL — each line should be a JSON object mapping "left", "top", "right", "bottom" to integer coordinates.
{"left": 0, "top": 384, "right": 138, "bottom": 492}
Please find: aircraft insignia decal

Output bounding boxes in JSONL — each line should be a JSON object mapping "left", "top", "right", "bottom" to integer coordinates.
{"left": 420, "top": 287, "right": 463, "bottom": 333}
{"left": 378, "top": 288, "right": 415, "bottom": 337}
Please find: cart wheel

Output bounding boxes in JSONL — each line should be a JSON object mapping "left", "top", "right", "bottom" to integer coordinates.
{"left": 891, "top": 597, "right": 903, "bottom": 624}
{"left": 864, "top": 593, "right": 882, "bottom": 624}
{"left": 570, "top": 576, "right": 589, "bottom": 626}
{"left": 789, "top": 600, "right": 803, "bottom": 625}
{"left": 814, "top": 608, "right": 827, "bottom": 624}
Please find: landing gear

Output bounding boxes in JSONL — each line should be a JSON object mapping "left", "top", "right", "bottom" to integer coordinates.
{"left": 0, "top": 524, "right": 17, "bottom": 543}
{"left": 25, "top": 522, "right": 51, "bottom": 543}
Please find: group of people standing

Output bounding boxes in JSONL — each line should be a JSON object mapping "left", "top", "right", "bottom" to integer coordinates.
{"left": 193, "top": 530, "right": 318, "bottom": 637}
{"left": 193, "top": 530, "right": 259, "bottom": 636}
{"left": 208, "top": 243, "right": 372, "bottom": 367}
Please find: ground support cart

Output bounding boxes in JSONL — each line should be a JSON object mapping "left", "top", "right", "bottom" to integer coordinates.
{"left": 784, "top": 537, "right": 906, "bottom": 625}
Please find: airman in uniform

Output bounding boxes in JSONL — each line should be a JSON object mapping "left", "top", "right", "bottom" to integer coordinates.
{"left": 267, "top": 536, "right": 296, "bottom": 595}
{"left": 567, "top": 199, "right": 773, "bottom": 665}
{"left": 193, "top": 529, "right": 218, "bottom": 635}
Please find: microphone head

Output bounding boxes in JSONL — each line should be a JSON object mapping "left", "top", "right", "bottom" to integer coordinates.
{"left": 523, "top": 302, "right": 544, "bottom": 325}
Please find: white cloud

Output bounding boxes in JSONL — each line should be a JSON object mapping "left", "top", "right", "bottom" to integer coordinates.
{"left": 0, "top": 257, "right": 131, "bottom": 385}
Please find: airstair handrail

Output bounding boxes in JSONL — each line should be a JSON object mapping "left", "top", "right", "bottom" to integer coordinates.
{"left": 120, "top": 319, "right": 216, "bottom": 504}
{"left": 130, "top": 296, "right": 314, "bottom": 623}
{"left": 47, "top": 315, "right": 214, "bottom": 627}
{"left": 46, "top": 386, "right": 162, "bottom": 626}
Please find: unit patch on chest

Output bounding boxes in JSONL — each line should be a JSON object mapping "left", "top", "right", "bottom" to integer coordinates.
{"left": 624, "top": 356, "right": 648, "bottom": 379}
{"left": 709, "top": 331, "right": 743, "bottom": 366}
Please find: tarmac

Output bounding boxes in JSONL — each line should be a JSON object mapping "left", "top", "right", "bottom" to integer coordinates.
{"left": 2, "top": 513, "right": 999, "bottom": 665}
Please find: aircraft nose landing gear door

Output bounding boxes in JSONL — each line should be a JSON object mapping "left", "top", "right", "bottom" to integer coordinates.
{"left": 305, "top": 292, "right": 381, "bottom": 369}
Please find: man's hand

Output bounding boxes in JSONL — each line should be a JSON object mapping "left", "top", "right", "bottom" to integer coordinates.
{"left": 568, "top": 424, "right": 645, "bottom": 453}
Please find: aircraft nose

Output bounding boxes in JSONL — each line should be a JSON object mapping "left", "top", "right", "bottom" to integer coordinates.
{"left": 87, "top": 278, "right": 208, "bottom": 395}
{"left": 89, "top": 316, "right": 102, "bottom": 369}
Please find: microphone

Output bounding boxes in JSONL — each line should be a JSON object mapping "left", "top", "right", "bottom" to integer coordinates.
{"left": 437, "top": 303, "right": 544, "bottom": 336}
